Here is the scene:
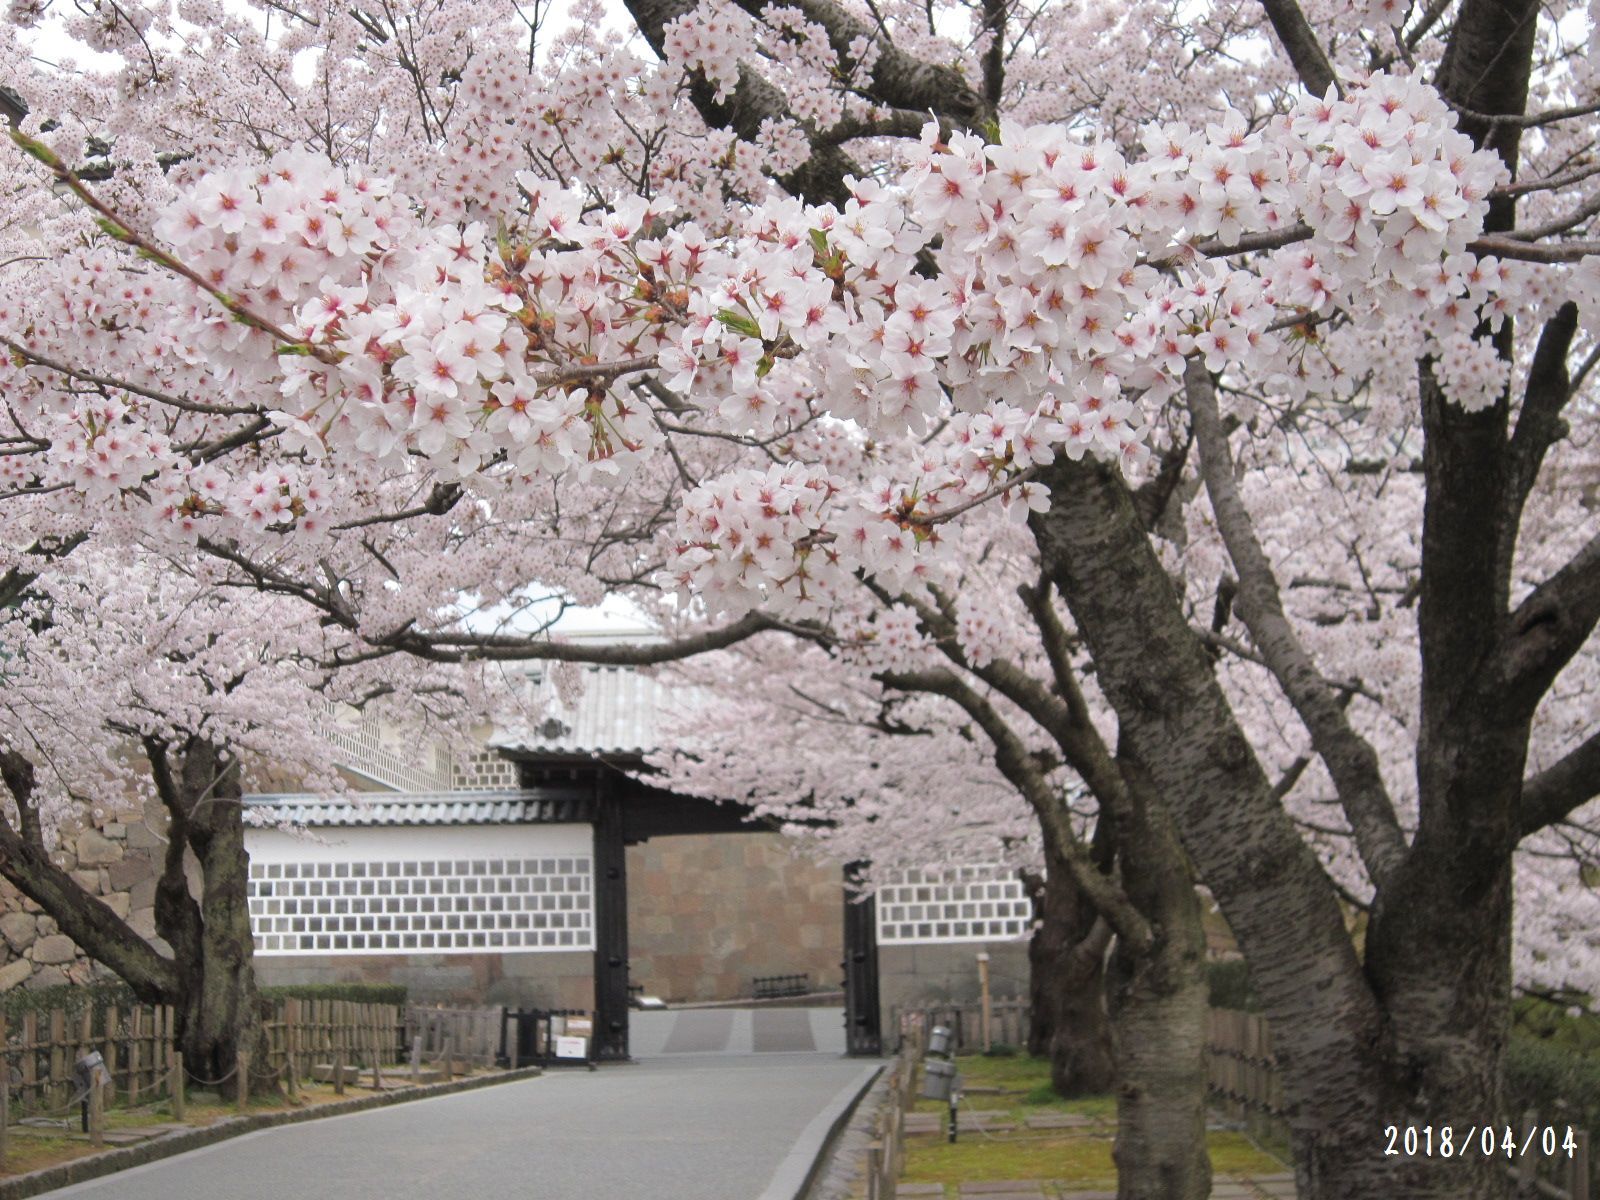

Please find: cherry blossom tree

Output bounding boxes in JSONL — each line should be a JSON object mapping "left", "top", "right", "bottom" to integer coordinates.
{"left": 2, "top": 0, "right": 1600, "bottom": 1194}
{"left": 0, "top": 544, "right": 476, "bottom": 1094}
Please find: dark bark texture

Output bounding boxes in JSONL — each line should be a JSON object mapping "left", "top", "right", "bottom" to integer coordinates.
{"left": 0, "top": 739, "right": 266, "bottom": 1101}
{"left": 1106, "top": 757, "right": 1211, "bottom": 1200}
{"left": 1024, "top": 847, "right": 1116, "bottom": 1097}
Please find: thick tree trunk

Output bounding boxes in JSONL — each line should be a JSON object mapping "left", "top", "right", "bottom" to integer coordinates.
{"left": 174, "top": 741, "right": 267, "bottom": 1101}
{"left": 1106, "top": 760, "right": 1211, "bottom": 1200}
{"left": 1029, "top": 462, "right": 1387, "bottom": 1198}
{"left": 1025, "top": 848, "right": 1116, "bottom": 1096}
{"left": 1047, "top": 934, "right": 1115, "bottom": 1098}
{"left": 1028, "top": 458, "right": 1539, "bottom": 1199}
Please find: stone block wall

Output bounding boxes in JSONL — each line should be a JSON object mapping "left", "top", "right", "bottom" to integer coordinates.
{"left": 626, "top": 831, "right": 842, "bottom": 1002}
{"left": 0, "top": 798, "right": 169, "bottom": 993}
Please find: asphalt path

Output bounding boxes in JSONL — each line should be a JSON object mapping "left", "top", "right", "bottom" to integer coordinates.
{"left": 39, "top": 1052, "right": 877, "bottom": 1200}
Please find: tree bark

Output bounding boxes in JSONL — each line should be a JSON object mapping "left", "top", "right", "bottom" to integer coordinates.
{"left": 171, "top": 741, "right": 267, "bottom": 1101}
{"left": 1105, "top": 756, "right": 1212, "bottom": 1200}
{"left": 1024, "top": 849, "right": 1116, "bottom": 1096}
{"left": 1028, "top": 460, "right": 1386, "bottom": 1199}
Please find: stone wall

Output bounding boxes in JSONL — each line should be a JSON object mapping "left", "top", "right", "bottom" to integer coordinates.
{"left": 626, "top": 831, "right": 842, "bottom": 1003}
{"left": 0, "top": 797, "right": 169, "bottom": 993}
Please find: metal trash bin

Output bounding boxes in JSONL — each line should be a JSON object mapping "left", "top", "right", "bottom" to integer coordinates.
{"left": 927, "top": 1025, "right": 953, "bottom": 1057}
{"left": 920, "top": 1057, "right": 957, "bottom": 1101}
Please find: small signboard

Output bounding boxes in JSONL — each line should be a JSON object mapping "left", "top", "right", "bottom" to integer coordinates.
{"left": 554, "top": 1035, "right": 588, "bottom": 1060}
{"left": 565, "top": 1016, "right": 594, "bottom": 1038}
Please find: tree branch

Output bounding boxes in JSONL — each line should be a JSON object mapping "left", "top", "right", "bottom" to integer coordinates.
{"left": 1521, "top": 729, "right": 1600, "bottom": 836}
{"left": 1500, "top": 303, "right": 1579, "bottom": 608}
{"left": 1188, "top": 360, "right": 1406, "bottom": 888}
{"left": 1480, "top": 530, "right": 1600, "bottom": 718}
{"left": 879, "top": 666, "right": 1154, "bottom": 953}
{"left": 0, "top": 750, "right": 180, "bottom": 1002}
{"left": 724, "top": 0, "right": 991, "bottom": 128}
{"left": 1257, "top": 0, "right": 1338, "bottom": 96}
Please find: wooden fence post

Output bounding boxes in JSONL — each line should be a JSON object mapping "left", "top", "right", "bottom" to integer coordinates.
{"left": 236, "top": 1051, "right": 250, "bottom": 1112}
{"left": 285, "top": 999, "right": 300, "bottom": 1102}
{"left": 1571, "top": 1129, "right": 1591, "bottom": 1200}
{"left": 333, "top": 1043, "right": 346, "bottom": 1096}
{"left": 171, "top": 1049, "right": 186, "bottom": 1121}
{"left": 87, "top": 1075, "right": 104, "bottom": 1148}
{"left": 1, "top": 1041, "right": 10, "bottom": 1170}
{"left": 411, "top": 1036, "right": 422, "bottom": 1085}
{"left": 443, "top": 1034, "right": 454, "bottom": 1083}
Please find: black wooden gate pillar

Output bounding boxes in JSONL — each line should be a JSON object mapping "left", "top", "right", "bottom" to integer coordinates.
{"left": 841, "top": 862, "right": 882, "bottom": 1056}
{"left": 592, "top": 775, "right": 631, "bottom": 1061}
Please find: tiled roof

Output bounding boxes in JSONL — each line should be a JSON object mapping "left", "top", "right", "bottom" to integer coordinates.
{"left": 244, "top": 789, "right": 594, "bottom": 827}
{"left": 490, "top": 665, "right": 675, "bottom": 758}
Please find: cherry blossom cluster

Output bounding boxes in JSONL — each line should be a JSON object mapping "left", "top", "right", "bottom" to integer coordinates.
{"left": 0, "top": 63, "right": 1543, "bottom": 604}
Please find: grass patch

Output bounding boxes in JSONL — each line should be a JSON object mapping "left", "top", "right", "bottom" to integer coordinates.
{"left": 901, "top": 1054, "right": 1285, "bottom": 1191}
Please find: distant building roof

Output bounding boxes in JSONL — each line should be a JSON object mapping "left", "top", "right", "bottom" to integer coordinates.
{"left": 490, "top": 664, "right": 679, "bottom": 760}
{"left": 244, "top": 788, "right": 595, "bottom": 827}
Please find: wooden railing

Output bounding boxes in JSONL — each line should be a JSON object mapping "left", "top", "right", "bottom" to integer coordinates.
{"left": 1204, "top": 1007, "right": 1288, "bottom": 1143}
{"left": 0, "top": 1003, "right": 178, "bottom": 1113}
{"left": 865, "top": 1029, "right": 922, "bottom": 1200}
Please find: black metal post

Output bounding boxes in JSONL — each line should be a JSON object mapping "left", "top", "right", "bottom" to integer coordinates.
{"left": 592, "top": 774, "right": 631, "bottom": 1061}
{"left": 841, "top": 861, "right": 882, "bottom": 1056}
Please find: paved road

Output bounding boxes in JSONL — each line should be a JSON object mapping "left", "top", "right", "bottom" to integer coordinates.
{"left": 631, "top": 1006, "right": 847, "bottom": 1056}
{"left": 43, "top": 1051, "right": 877, "bottom": 1200}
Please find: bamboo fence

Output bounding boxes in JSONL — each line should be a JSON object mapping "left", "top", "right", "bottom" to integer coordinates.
{"left": 0, "top": 997, "right": 407, "bottom": 1115}
{"left": 404, "top": 1006, "right": 502, "bottom": 1068}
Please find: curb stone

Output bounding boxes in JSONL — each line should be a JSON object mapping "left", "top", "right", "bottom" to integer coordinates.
{"left": 0, "top": 1065, "right": 544, "bottom": 1200}
{"left": 801, "top": 1061, "right": 897, "bottom": 1200}
{"left": 763, "top": 1061, "right": 884, "bottom": 1200}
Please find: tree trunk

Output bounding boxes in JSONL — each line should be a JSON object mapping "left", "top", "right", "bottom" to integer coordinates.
{"left": 1106, "top": 757, "right": 1212, "bottom": 1200}
{"left": 1025, "top": 847, "right": 1116, "bottom": 1096}
{"left": 1029, "top": 462, "right": 1385, "bottom": 1197}
{"left": 175, "top": 741, "right": 267, "bottom": 1102}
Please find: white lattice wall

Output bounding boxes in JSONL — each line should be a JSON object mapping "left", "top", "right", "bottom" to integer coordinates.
{"left": 246, "top": 825, "right": 592, "bottom": 955}
{"left": 876, "top": 865, "right": 1033, "bottom": 944}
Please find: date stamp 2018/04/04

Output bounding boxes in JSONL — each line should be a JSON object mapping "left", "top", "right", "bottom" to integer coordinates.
{"left": 1384, "top": 1124, "right": 1580, "bottom": 1160}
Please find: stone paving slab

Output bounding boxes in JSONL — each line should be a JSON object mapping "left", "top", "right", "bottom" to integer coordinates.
{"left": 1022, "top": 1114, "right": 1095, "bottom": 1129}
{"left": 958, "top": 1182, "right": 1047, "bottom": 1194}
{"left": 892, "top": 1186, "right": 945, "bottom": 1197}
